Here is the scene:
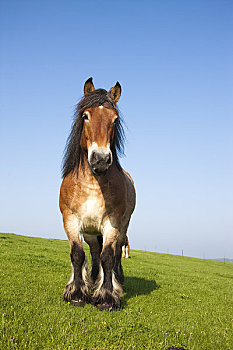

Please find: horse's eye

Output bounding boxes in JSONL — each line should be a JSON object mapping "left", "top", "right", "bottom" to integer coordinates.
{"left": 82, "top": 113, "right": 89, "bottom": 121}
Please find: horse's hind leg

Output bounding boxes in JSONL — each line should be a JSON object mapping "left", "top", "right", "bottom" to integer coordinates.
{"left": 63, "top": 214, "right": 90, "bottom": 306}
{"left": 122, "top": 245, "right": 126, "bottom": 258}
{"left": 83, "top": 234, "right": 103, "bottom": 285}
{"left": 113, "top": 240, "right": 124, "bottom": 285}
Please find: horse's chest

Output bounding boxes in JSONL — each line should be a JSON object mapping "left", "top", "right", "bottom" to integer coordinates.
{"left": 79, "top": 195, "right": 105, "bottom": 234}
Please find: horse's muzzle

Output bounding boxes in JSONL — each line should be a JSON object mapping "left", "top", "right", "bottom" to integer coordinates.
{"left": 89, "top": 150, "right": 112, "bottom": 176}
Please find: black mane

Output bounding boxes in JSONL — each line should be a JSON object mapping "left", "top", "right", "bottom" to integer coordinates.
{"left": 62, "top": 89, "right": 125, "bottom": 178}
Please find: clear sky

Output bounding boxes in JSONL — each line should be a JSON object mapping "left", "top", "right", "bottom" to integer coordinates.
{"left": 0, "top": 0, "right": 232, "bottom": 259}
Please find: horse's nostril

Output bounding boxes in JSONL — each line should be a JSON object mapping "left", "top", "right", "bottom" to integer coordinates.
{"left": 91, "top": 151, "right": 98, "bottom": 163}
{"left": 106, "top": 154, "right": 111, "bottom": 165}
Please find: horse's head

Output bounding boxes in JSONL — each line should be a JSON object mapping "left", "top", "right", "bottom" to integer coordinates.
{"left": 80, "top": 78, "right": 121, "bottom": 176}
{"left": 62, "top": 78, "right": 125, "bottom": 179}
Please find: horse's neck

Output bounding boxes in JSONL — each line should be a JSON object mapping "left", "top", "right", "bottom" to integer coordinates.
{"left": 78, "top": 155, "right": 98, "bottom": 184}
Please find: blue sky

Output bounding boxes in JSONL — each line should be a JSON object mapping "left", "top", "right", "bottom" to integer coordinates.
{"left": 0, "top": 0, "right": 232, "bottom": 259}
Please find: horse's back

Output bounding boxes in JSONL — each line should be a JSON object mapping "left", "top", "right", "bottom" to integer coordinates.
{"left": 122, "top": 168, "right": 136, "bottom": 217}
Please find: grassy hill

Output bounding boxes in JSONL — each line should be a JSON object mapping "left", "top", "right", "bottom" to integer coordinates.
{"left": 0, "top": 232, "right": 232, "bottom": 350}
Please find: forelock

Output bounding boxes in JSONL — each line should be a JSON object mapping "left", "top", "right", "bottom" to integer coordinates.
{"left": 77, "top": 89, "right": 118, "bottom": 116}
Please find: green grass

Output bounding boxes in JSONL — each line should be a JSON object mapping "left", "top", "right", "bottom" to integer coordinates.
{"left": 0, "top": 232, "right": 232, "bottom": 350}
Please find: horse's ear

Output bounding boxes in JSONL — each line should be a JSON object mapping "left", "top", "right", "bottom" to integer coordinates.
{"left": 109, "top": 82, "right": 121, "bottom": 103}
{"left": 84, "top": 77, "right": 95, "bottom": 95}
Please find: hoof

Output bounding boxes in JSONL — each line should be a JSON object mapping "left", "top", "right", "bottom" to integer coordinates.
{"left": 92, "top": 289, "right": 121, "bottom": 310}
{"left": 97, "top": 303, "right": 114, "bottom": 311}
{"left": 70, "top": 299, "right": 86, "bottom": 307}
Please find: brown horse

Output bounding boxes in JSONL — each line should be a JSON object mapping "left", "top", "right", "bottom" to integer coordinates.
{"left": 59, "top": 78, "right": 136, "bottom": 310}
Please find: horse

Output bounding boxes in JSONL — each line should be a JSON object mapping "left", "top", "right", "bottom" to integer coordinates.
{"left": 122, "top": 236, "right": 130, "bottom": 259}
{"left": 59, "top": 78, "right": 136, "bottom": 310}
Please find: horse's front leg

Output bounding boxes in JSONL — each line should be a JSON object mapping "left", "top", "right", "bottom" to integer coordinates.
{"left": 63, "top": 213, "right": 90, "bottom": 306}
{"left": 93, "top": 227, "right": 123, "bottom": 311}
